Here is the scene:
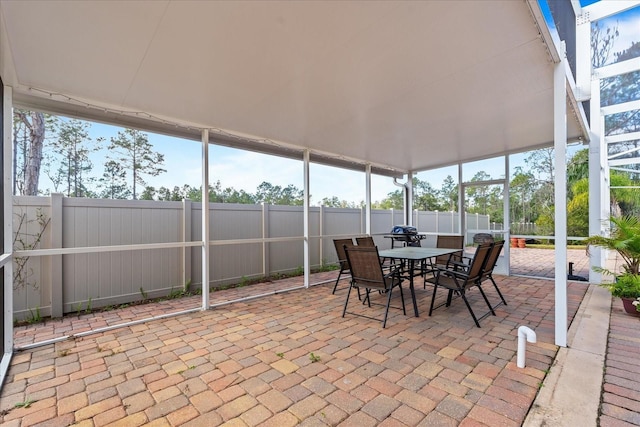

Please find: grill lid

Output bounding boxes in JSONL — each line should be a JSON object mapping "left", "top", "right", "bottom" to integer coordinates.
{"left": 391, "top": 225, "right": 417, "bottom": 235}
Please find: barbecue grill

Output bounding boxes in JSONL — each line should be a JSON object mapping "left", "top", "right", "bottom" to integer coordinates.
{"left": 390, "top": 225, "right": 425, "bottom": 247}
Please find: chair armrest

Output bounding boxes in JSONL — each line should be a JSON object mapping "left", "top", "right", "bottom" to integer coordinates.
{"left": 446, "top": 255, "right": 472, "bottom": 270}
{"left": 436, "top": 266, "right": 470, "bottom": 281}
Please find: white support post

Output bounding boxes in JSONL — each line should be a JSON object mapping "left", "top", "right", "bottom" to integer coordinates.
{"left": 458, "top": 164, "right": 464, "bottom": 240}
{"left": 303, "top": 150, "right": 310, "bottom": 288}
{"left": 201, "top": 129, "right": 210, "bottom": 310}
{"left": 365, "top": 164, "right": 371, "bottom": 235}
{"left": 554, "top": 46, "right": 568, "bottom": 348}
{"left": 3, "top": 85, "right": 14, "bottom": 358}
{"left": 589, "top": 77, "right": 607, "bottom": 283}
{"left": 503, "top": 156, "right": 511, "bottom": 275}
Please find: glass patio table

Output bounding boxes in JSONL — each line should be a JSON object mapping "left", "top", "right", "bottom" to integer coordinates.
{"left": 378, "top": 247, "right": 462, "bottom": 317}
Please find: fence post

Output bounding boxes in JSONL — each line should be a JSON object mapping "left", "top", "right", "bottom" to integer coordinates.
{"left": 451, "top": 211, "right": 455, "bottom": 234}
{"left": 182, "top": 200, "right": 192, "bottom": 291}
{"left": 50, "top": 193, "right": 63, "bottom": 318}
{"left": 262, "top": 203, "right": 270, "bottom": 277}
{"left": 319, "top": 205, "right": 324, "bottom": 267}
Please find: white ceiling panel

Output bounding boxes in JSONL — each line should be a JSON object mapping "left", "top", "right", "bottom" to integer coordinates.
{"left": 0, "top": 0, "right": 588, "bottom": 174}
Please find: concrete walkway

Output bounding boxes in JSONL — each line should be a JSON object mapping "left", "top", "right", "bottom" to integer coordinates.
{"left": 524, "top": 284, "right": 611, "bottom": 426}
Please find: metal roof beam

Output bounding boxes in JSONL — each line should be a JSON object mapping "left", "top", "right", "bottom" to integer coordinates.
{"left": 601, "top": 100, "right": 640, "bottom": 117}
{"left": 583, "top": 0, "right": 640, "bottom": 21}
{"left": 606, "top": 131, "right": 640, "bottom": 145}
{"left": 595, "top": 57, "right": 640, "bottom": 80}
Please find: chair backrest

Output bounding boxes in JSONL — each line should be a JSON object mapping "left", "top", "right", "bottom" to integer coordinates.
{"left": 333, "top": 238, "right": 354, "bottom": 269}
{"left": 437, "top": 235, "right": 464, "bottom": 249}
{"left": 466, "top": 243, "right": 492, "bottom": 282}
{"left": 436, "top": 235, "right": 464, "bottom": 264}
{"left": 481, "top": 240, "right": 504, "bottom": 277}
{"left": 356, "top": 236, "right": 375, "bottom": 247}
{"left": 344, "top": 245, "right": 387, "bottom": 290}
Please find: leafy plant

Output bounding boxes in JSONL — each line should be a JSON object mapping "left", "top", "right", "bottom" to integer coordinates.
{"left": 309, "top": 353, "right": 321, "bottom": 363}
{"left": 14, "top": 398, "right": 35, "bottom": 408}
{"left": 139, "top": 287, "right": 149, "bottom": 300}
{"left": 585, "top": 215, "right": 640, "bottom": 276}
{"left": 13, "top": 209, "right": 50, "bottom": 292}
{"left": 26, "top": 306, "right": 41, "bottom": 324}
{"left": 167, "top": 288, "right": 184, "bottom": 299}
{"left": 603, "top": 274, "right": 640, "bottom": 299}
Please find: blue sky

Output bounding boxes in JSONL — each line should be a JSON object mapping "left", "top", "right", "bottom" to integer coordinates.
{"left": 39, "top": 1, "right": 639, "bottom": 205}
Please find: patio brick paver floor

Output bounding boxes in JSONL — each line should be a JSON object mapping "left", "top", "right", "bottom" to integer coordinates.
{"left": 11, "top": 247, "right": 592, "bottom": 348}
{"left": 600, "top": 301, "right": 640, "bottom": 427}
{"left": 1, "top": 269, "right": 590, "bottom": 426}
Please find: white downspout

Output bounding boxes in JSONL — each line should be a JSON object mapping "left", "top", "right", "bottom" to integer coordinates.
{"left": 393, "top": 175, "right": 412, "bottom": 226}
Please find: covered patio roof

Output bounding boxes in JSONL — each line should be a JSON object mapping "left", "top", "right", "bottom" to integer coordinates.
{"left": 0, "top": 0, "right": 588, "bottom": 174}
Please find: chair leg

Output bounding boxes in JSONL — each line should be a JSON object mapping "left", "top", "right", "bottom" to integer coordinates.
{"left": 332, "top": 268, "right": 344, "bottom": 294}
{"left": 363, "top": 289, "right": 372, "bottom": 307}
{"left": 476, "top": 284, "right": 496, "bottom": 316}
{"left": 446, "top": 289, "right": 454, "bottom": 307}
{"left": 382, "top": 286, "right": 394, "bottom": 328}
{"left": 398, "top": 283, "right": 406, "bottom": 315}
{"left": 490, "top": 276, "right": 507, "bottom": 305}
{"left": 429, "top": 282, "right": 439, "bottom": 316}
{"left": 341, "top": 282, "right": 354, "bottom": 318}
{"left": 459, "top": 291, "right": 481, "bottom": 328}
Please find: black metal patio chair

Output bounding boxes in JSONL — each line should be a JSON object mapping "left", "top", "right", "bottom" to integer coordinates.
{"left": 332, "top": 238, "right": 354, "bottom": 294}
{"left": 343, "top": 245, "right": 405, "bottom": 328}
{"left": 478, "top": 240, "right": 507, "bottom": 307}
{"left": 425, "top": 242, "right": 494, "bottom": 327}
{"left": 423, "top": 235, "right": 465, "bottom": 285}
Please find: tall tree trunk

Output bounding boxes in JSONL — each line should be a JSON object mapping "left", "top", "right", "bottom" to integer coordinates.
{"left": 24, "top": 112, "right": 45, "bottom": 196}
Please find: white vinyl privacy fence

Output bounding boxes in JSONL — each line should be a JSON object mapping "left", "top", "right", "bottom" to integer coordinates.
{"left": 12, "top": 195, "right": 493, "bottom": 320}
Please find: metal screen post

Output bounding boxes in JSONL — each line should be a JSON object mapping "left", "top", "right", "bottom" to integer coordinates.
{"left": 2, "top": 84, "right": 14, "bottom": 373}
{"left": 201, "top": 129, "right": 210, "bottom": 310}
{"left": 303, "top": 150, "right": 310, "bottom": 288}
{"left": 554, "top": 45, "right": 568, "bottom": 347}
{"left": 588, "top": 74, "right": 606, "bottom": 283}
{"left": 365, "top": 164, "right": 371, "bottom": 235}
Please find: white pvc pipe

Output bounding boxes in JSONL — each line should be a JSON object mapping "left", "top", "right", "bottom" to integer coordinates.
{"left": 517, "top": 326, "right": 537, "bottom": 368}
